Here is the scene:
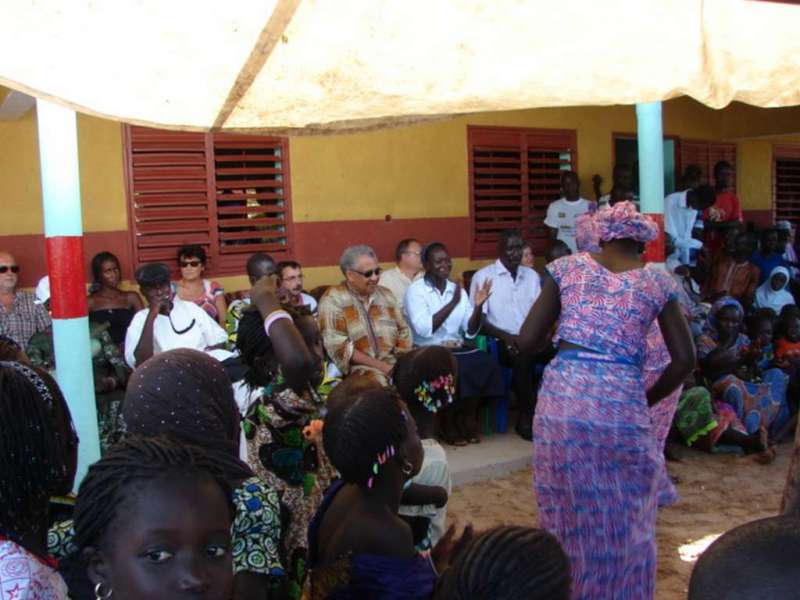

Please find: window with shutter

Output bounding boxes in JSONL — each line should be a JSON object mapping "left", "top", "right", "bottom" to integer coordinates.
{"left": 124, "top": 126, "right": 292, "bottom": 275}
{"left": 679, "top": 139, "right": 737, "bottom": 190}
{"left": 468, "top": 126, "right": 577, "bottom": 258}
{"left": 774, "top": 146, "right": 800, "bottom": 226}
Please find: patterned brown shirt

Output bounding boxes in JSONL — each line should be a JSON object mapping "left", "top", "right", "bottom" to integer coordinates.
{"left": 318, "top": 282, "right": 412, "bottom": 379}
{"left": 0, "top": 291, "right": 51, "bottom": 350}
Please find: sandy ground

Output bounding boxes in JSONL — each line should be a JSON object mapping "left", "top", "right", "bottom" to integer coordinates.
{"left": 447, "top": 444, "right": 790, "bottom": 600}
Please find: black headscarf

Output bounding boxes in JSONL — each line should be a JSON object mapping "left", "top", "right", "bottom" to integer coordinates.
{"left": 122, "top": 348, "right": 253, "bottom": 482}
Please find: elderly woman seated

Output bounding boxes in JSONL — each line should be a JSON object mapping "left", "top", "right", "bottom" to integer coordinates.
{"left": 318, "top": 245, "right": 412, "bottom": 384}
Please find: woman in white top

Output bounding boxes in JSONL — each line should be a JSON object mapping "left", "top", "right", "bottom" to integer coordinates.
{"left": 405, "top": 242, "right": 503, "bottom": 445}
{"left": 755, "top": 266, "right": 795, "bottom": 314}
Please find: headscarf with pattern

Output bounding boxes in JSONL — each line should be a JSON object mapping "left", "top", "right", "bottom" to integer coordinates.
{"left": 122, "top": 348, "right": 253, "bottom": 482}
{"left": 594, "top": 200, "right": 658, "bottom": 243}
{"left": 705, "top": 296, "right": 745, "bottom": 338}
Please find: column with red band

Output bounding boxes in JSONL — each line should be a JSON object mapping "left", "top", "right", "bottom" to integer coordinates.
{"left": 36, "top": 99, "right": 100, "bottom": 486}
{"left": 637, "top": 102, "right": 666, "bottom": 265}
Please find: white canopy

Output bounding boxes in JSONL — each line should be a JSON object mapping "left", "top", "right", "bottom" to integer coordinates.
{"left": 1, "top": 0, "right": 799, "bottom": 133}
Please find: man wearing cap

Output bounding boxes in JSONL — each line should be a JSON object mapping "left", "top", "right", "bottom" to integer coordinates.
{"left": 125, "top": 262, "right": 232, "bottom": 368}
{"left": 0, "top": 251, "right": 50, "bottom": 351}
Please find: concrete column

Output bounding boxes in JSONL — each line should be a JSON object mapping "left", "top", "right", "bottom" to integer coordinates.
{"left": 636, "top": 102, "right": 665, "bottom": 263}
{"left": 36, "top": 99, "right": 100, "bottom": 486}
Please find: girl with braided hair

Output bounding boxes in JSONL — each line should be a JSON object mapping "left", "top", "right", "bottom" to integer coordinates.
{"left": 434, "top": 525, "right": 570, "bottom": 600}
{"left": 235, "top": 274, "right": 333, "bottom": 599}
{"left": 49, "top": 348, "right": 285, "bottom": 600}
{"left": 0, "top": 361, "right": 78, "bottom": 599}
{"left": 394, "top": 346, "right": 455, "bottom": 551}
{"left": 308, "top": 383, "right": 434, "bottom": 599}
{"left": 73, "top": 435, "right": 235, "bottom": 600}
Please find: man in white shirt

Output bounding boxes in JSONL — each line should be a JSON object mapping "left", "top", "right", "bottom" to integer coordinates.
{"left": 379, "top": 238, "right": 423, "bottom": 310}
{"left": 664, "top": 185, "right": 715, "bottom": 266}
{"left": 125, "top": 263, "right": 232, "bottom": 369}
{"left": 544, "top": 171, "right": 595, "bottom": 254}
{"left": 276, "top": 260, "right": 318, "bottom": 313}
{"left": 469, "top": 230, "right": 542, "bottom": 440}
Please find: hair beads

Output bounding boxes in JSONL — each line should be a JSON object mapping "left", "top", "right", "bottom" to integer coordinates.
{"left": 367, "top": 444, "right": 396, "bottom": 488}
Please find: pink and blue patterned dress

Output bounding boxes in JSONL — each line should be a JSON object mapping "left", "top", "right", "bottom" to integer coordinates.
{"left": 533, "top": 253, "right": 678, "bottom": 600}
{"left": 644, "top": 321, "right": 682, "bottom": 508}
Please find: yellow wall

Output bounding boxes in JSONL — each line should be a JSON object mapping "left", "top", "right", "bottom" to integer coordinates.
{"left": 289, "top": 96, "right": 729, "bottom": 224}
{"left": 0, "top": 107, "right": 126, "bottom": 235}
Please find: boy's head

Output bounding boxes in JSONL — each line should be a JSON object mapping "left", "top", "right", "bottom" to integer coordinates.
{"left": 747, "top": 311, "right": 775, "bottom": 348}
{"left": 546, "top": 240, "right": 572, "bottom": 263}
{"left": 689, "top": 516, "right": 800, "bottom": 600}
{"left": 733, "top": 232, "right": 756, "bottom": 261}
{"left": 786, "top": 316, "right": 800, "bottom": 343}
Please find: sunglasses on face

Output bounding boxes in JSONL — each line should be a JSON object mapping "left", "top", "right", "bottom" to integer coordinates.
{"left": 0, "top": 265, "right": 19, "bottom": 274}
{"left": 351, "top": 267, "right": 382, "bottom": 279}
{"left": 180, "top": 260, "right": 202, "bottom": 268}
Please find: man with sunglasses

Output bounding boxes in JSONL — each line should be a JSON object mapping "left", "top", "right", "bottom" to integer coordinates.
{"left": 125, "top": 262, "right": 232, "bottom": 369}
{"left": 319, "top": 244, "right": 412, "bottom": 384}
{"left": 0, "top": 252, "right": 51, "bottom": 351}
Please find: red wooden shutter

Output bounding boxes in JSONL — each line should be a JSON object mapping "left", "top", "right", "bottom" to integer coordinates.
{"left": 679, "top": 139, "right": 737, "bottom": 190}
{"left": 212, "top": 134, "right": 292, "bottom": 272}
{"left": 774, "top": 146, "right": 800, "bottom": 226}
{"left": 469, "top": 128, "right": 524, "bottom": 259}
{"left": 125, "top": 126, "right": 212, "bottom": 266}
{"left": 125, "top": 126, "right": 293, "bottom": 275}
{"left": 525, "top": 131, "right": 576, "bottom": 253}
{"left": 468, "top": 126, "right": 576, "bottom": 258}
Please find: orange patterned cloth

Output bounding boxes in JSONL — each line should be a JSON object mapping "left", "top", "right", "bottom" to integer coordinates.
{"left": 318, "top": 282, "right": 412, "bottom": 383}
{"left": 776, "top": 338, "right": 800, "bottom": 361}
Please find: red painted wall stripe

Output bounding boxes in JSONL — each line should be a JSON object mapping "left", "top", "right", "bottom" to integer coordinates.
{"left": 46, "top": 236, "right": 88, "bottom": 319}
{"left": 642, "top": 213, "right": 665, "bottom": 263}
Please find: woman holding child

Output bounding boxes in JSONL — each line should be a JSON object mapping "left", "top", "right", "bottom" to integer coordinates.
{"left": 696, "top": 297, "right": 790, "bottom": 448}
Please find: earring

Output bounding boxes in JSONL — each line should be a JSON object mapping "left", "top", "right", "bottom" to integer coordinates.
{"left": 401, "top": 459, "right": 414, "bottom": 476}
{"left": 94, "top": 582, "right": 113, "bottom": 600}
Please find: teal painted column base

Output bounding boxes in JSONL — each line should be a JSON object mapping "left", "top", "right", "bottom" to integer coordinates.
{"left": 52, "top": 317, "right": 101, "bottom": 486}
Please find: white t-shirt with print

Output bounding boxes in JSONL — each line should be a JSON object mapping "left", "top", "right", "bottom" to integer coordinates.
{"left": 544, "top": 197, "right": 593, "bottom": 254}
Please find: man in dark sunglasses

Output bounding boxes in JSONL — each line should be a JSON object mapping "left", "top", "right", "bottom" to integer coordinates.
{"left": 317, "top": 244, "right": 412, "bottom": 384}
{"left": 125, "top": 262, "right": 233, "bottom": 369}
{"left": 0, "top": 251, "right": 51, "bottom": 351}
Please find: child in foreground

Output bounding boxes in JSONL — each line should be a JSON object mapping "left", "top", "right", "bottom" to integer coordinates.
{"left": 73, "top": 435, "right": 235, "bottom": 600}
{"left": 308, "top": 384, "right": 436, "bottom": 599}
{"left": 394, "top": 346, "right": 455, "bottom": 550}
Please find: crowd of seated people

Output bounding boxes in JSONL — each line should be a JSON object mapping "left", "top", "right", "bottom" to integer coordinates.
{"left": 6, "top": 157, "right": 800, "bottom": 599}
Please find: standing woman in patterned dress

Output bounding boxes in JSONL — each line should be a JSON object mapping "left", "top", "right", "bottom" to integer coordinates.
{"left": 518, "top": 202, "right": 695, "bottom": 599}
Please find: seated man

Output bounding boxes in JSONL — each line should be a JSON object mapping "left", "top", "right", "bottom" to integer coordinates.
{"left": 225, "top": 252, "right": 275, "bottom": 347}
{"left": 470, "top": 230, "right": 542, "bottom": 440}
{"left": 276, "top": 260, "right": 318, "bottom": 313}
{"left": 705, "top": 231, "right": 760, "bottom": 308}
{"left": 125, "top": 262, "right": 232, "bottom": 368}
{"left": 319, "top": 244, "right": 412, "bottom": 384}
{"left": 0, "top": 251, "right": 50, "bottom": 351}
{"left": 378, "top": 238, "right": 423, "bottom": 310}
